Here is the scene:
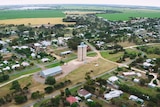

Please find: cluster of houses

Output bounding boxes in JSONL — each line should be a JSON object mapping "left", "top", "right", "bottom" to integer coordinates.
{"left": 66, "top": 89, "right": 92, "bottom": 105}
{"left": 0, "top": 60, "right": 30, "bottom": 72}
{"left": 143, "top": 58, "right": 156, "bottom": 70}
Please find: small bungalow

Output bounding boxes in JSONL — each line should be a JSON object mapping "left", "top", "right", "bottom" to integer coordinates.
{"left": 21, "top": 62, "right": 30, "bottom": 67}
{"left": 129, "top": 95, "right": 144, "bottom": 104}
{"left": 123, "top": 71, "right": 136, "bottom": 76}
{"left": 148, "top": 83, "right": 156, "bottom": 88}
{"left": 77, "top": 89, "right": 92, "bottom": 99}
{"left": 66, "top": 96, "right": 78, "bottom": 105}
{"left": 104, "top": 90, "right": 123, "bottom": 100}
{"left": 108, "top": 76, "right": 119, "bottom": 83}
{"left": 60, "top": 51, "right": 72, "bottom": 56}
{"left": 12, "top": 64, "right": 20, "bottom": 69}
{"left": 41, "top": 58, "right": 50, "bottom": 62}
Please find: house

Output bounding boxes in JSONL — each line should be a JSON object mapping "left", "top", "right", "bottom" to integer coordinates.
{"left": 12, "top": 64, "right": 20, "bottom": 69}
{"left": 104, "top": 90, "right": 123, "bottom": 100}
{"left": 41, "top": 41, "right": 51, "bottom": 46}
{"left": 31, "top": 53, "right": 36, "bottom": 58}
{"left": 2, "top": 66, "right": 10, "bottom": 71}
{"left": 129, "top": 95, "right": 144, "bottom": 104}
{"left": 136, "top": 73, "right": 142, "bottom": 77}
{"left": 41, "top": 58, "right": 50, "bottom": 62}
{"left": 129, "top": 95, "right": 138, "bottom": 101}
{"left": 21, "top": 62, "right": 30, "bottom": 67}
{"left": 133, "top": 78, "right": 140, "bottom": 83}
{"left": 40, "top": 66, "right": 62, "bottom": 78}
{"left": 123, "top": 71, "right": 136, "bottom": 76}
{"left": 108, "top": 76, "right": 119, "bottom": 83}
{"left": 148, "top": 83, "right": 156, "bottom": 88}
{"left": 143, "top": 62, "right": 152, "bottom": 69}
{"left": 77, "top": 89, "right": 92, "bottom": 99}
{"left": 60, "top": 51, "right": 72, "bottom": 56}
{"left": 66, "top": 96, "right": 78, "bottom": 104}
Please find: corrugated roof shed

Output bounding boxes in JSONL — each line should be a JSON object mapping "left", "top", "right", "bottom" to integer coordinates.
{"left": 41, "top": 66, "right": 62, "bottom": 78}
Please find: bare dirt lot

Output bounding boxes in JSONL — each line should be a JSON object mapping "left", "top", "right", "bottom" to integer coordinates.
{"left": 0, "top": 18, "right": 75, "bottom": 25}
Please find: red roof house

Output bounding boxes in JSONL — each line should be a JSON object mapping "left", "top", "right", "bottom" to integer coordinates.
{"left": 66, "top": 96, "right": 78, "bottom": 104}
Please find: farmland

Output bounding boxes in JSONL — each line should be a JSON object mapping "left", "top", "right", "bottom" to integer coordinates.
{"left": 0, "top": 9, "right": 65, "bottom": 20}
{"left": 97, "top": 9, "right": 160, "bottom": 21}
{"left": 0, "top": 18, "right": 75, "bottom": 25}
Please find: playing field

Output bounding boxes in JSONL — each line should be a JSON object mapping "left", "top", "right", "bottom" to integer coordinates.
{"left": 0, "top": 18, "right": 75, "bottom": 25}
{"left": 97, "top": 9, "right": 160, "bottom": 21}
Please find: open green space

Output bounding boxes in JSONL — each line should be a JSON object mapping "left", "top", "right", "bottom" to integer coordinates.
{"left": 97, "top": 9, "right": 160, "bottom": 21}
{"left": 10, "top": 68, "right": 41, "bottom": 80}
{"left": 100, "top": 51, "right": 124, "bottom": 62}
{"left": 0, "top": 10, "right": 65, "bottom": 20}
{"left": 87, "top": 51, "right": 97, "bottom": 57}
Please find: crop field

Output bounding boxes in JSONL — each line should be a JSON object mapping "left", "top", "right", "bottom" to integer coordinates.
{"left": 0, "top": 18, "right": 75, "bottom": 25}
{"left": 97, "top": 9, "right": 160, "bottom": 21}
{"left": 0, "top": 9, "right": 65, "bottom": 20}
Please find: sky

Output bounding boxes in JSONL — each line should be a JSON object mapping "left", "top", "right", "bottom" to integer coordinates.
{"left": 0, "top": 0, "right": 160, "bottom": 7}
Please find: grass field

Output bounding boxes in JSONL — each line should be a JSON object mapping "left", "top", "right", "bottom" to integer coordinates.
{"left": 58, "top": 58, "right": 117, "bottom": 85}
{"left": 0, "top": 10, "right": 65, "bottom": 20}
{"left": 97, "top": 9, "right": 160, "bottom": 21}
{"left": 100, "top": 51, "right": 124, "bottom": 62}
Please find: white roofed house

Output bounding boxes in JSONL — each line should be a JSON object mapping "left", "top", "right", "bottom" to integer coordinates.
{"left": 41, "top": 41, "right": 51, "bottom": 47}
{"left": 104, "top": 90, "right": 123, "bottom": 100}
{"left": 108, "top": 76, "right": 119, "bottom": 83}
{"left": 12, "top": 64, "right": 20, "bottom": 70}
{"left": 2, "top": 66, "right": 10, "bottom": 71}
{"left": 21, "top": 62, "right": 30, "bottom": 67}
{"left": 41, "top": 58, "right": 50, "bottom": 62}
{"left": 40, "top": 66, "right": 62, "bottom": 78}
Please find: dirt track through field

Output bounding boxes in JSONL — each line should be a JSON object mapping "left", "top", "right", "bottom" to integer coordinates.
{"left": 0, "top": 18, "right": 75, "bottom": 25}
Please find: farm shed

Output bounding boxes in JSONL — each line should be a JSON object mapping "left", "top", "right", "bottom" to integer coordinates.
{"left": 40, "top": 66, "right": 62, "bottom": 78}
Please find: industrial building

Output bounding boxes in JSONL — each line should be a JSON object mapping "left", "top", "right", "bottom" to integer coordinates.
{"left": 77, "top": 42, "right": 87, "bottom": 61}
{"left": 40, "top": 66, "right": 62, "bottom": 78}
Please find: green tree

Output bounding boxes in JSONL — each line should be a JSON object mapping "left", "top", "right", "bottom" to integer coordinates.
{"left": 44, "top": 86, "right": 53, "bottom": 94}
{"left": 14, "top": 95, "right": 27, "bottom": 104}
{"left": 45, "top": 76, "right": 56, "bottom": 85}
{"left": 67, "top": 36, "right": 82, "bottom": 50}
{"left": 71, "top": 102, "right": 78, "bottom": 107}
{"left": 31, "top": 91, "right": 41, "bottom": 99}
{"left": 65, "top": 88, "right": 71, "bottom": 97}
{"left": 10, "top": 80, "right": 21, "bottom": 92}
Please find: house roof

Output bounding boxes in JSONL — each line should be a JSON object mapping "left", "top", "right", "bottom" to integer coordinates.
{"left": 123, "top": 71, "right": 136, "bottom": 76}
{"left": 108, "top": 76, "right": 118, "bottom": 82}
{"left": 66, "top": 96, "right": 78, "bottom": 104}
{"left": 60, "top": 51, "right": 72, "bottom": 55}
{"left": 41, "top": 66, "right": 62, "bottom": 76}
{"left": 78, "top": 89, "right": 90, "bottom": 96}
{"left": 104, "top": 90, "right": 123, "bottom": 100}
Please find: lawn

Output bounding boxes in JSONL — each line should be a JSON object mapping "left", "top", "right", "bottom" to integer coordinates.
{"left": 10, "top": 68, "right": 41, "bottom": 80}
{"left": 87, "top": 51, "right": 97, "bottom": 57}
{"left": 0, "top": 10, "right": 65, "bottom": 20}
{"left": 58, "top": 58, "right": 117, "bottom": 85}
{"left": 100, "top": 51, "right": 124, "bottom": 62}
{"left": 97, "top": 9, "right": 160, "bottom": 21}
{"left": 125, "top": 48, "right": 139, "bottom": 54}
